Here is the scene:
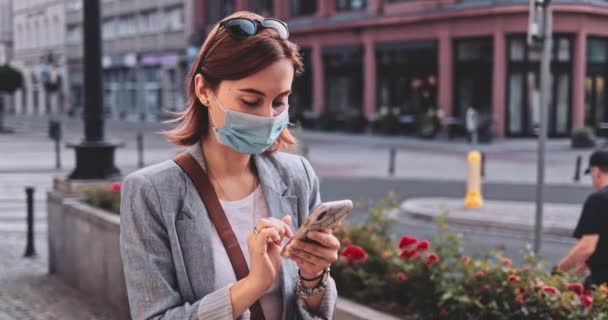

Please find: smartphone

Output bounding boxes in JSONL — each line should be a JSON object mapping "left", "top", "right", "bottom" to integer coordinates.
{"left": 281, "top": 200, "right": 353, "bottom": 254}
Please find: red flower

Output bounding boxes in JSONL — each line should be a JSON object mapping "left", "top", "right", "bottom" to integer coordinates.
{"left": 501, "top": 258, "right": 512, "bottom": 266}
{"left": 542, "top": 287, "right": 559, "bottom": 295}
{"left": 580, "top": 294, "right": 593, "bottom": 308}
{"left": 111, "top": 182, "right": 121, "bottom": 192}
{"left": 461, "top": 256, "right": 471, "bottom": 263}
{"left": 341, "top": 238, "right": 352, "bottom": 246}
{"left": 398, "top": 235, "right": 418, "bottom": 249}
{"left": 585, "top": 289, "right": 593, "bottom": 297}
{"left": 416, "top": 240, "right": 430, "bottom": 252}
{"left": 425, "top": 253, "right": 439, "bottom": 266}
{"left": 399, "top": 249, "right": 417, "bottom": 260}
{"left": 517, "top": 287, "right": 526, "bottom": 294}
{"left": 340, "top": 245, "right": 368, "bottom": 265}
{"left": 395, "top": 272, "right": 407, "bottom": 282}
{"left": 507, "top": 275, "right": 519, "bottom": 282}
{"left": 516, "top": 293, "right": 526, "bottom": 304}
{"left": 567, "top": 283, "right": 584, "bottom": 295}
{"left": 476, "top": 271, "right": 485, "bottom": 278}
{"left": 439, "top": 308, "right": 448, "bottom": 317}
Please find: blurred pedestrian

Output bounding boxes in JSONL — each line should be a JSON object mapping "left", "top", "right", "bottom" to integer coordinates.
{"left": 555, "top": 150, "right": 608, "bottom": 289}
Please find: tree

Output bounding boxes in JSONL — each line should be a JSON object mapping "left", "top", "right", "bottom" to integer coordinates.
{"left": 0, "top": 64, "right": 24, "bottom": 133}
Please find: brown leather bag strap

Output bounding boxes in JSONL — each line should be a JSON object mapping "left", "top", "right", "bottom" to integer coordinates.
{"left": 174, "top": 152, "right": 266, "bottom": 320}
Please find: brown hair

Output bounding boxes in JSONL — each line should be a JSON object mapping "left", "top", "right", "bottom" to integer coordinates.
{"left": 163, "top": 11, "right": 303, "bottom": 152}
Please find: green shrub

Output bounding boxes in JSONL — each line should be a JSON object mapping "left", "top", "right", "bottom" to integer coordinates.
{"left": 82, "top": 182, "right": 121, "bottom": 215}
{"left": 333, "top": 195, "right": 608, "bottom": 319}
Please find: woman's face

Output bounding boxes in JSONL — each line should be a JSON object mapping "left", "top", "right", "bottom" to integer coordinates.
{"left": 195, "top": 58, "right": 294, "bottom": 129}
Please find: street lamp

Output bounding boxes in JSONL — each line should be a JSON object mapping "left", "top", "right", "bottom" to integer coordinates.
{"left": 528, "top": 0, "right": 552, "bottom": 255}
{"left": 67, "top": 0, "right": 123, "bottom": 179}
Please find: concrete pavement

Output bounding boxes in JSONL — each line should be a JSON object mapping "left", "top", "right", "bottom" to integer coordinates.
{"left": 400, "top": 197, "right": 580, "bottom": 237}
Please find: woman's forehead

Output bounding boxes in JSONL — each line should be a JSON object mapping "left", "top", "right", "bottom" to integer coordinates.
{"left": 223, "top": 60, "right": 294, "bottom": 95}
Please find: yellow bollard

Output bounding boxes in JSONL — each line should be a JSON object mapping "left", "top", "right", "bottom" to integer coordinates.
{"left": 464, "top": 150, "right": 483, "bottom": 209}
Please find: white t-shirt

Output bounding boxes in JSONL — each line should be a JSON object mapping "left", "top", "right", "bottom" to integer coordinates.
{"left": 212, "top": 185, "right": 283, "bottom": 320}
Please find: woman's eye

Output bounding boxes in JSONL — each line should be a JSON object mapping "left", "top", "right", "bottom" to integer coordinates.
{"left": 272, "top": 102, "right": 286, "bottom": 109}
{"left": 242, "top": 100, "right": 259, "bottom": 107}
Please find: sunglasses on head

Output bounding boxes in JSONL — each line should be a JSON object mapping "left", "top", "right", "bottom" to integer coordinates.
{"left": 219, "top": 17, "right": 289, "bottom": 40}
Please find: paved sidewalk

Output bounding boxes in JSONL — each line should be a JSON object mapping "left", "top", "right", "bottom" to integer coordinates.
{"left": 0, "top": 233, "right": 116, "bottom": 320}
{"left": 400, "top": 197, "right": 582, "bottom": 237}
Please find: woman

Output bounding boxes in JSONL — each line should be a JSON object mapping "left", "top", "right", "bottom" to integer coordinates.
{"left": 120, "top": 11, "right": 340, "bottom": 320}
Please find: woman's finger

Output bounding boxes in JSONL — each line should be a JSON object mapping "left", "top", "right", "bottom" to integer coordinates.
{"left": 254, "top": 227, "right": 280, "bottom": 251}
{"left": 256, "top": 218, "right": 292, "bottom": 239}
{"left": 280, "top": 215, "right": 294, "bottom": 238}
{"left": 307, "top": 230, "right": 340, "bottom": 250}
{"left": 289, "top": 250, "right": 325, "bottom": 270}
{"left": 290, "top": 240, "right": 338, "bottom": 264}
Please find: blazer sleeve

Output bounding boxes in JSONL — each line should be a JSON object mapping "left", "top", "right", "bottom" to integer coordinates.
{"left": 296, "top": 157, "right": 339, "bottom": 320}
{"left": 120, "top": 172, "right": 235, "bottom": 320}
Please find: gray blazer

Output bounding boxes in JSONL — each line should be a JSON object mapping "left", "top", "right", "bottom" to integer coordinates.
{"left": 120, "top": 143, "right": 338, "bottom": 320}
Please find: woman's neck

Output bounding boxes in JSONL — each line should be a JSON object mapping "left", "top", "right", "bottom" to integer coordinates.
{"left": 200, "top": 135, "right": 253, "bottom": 179}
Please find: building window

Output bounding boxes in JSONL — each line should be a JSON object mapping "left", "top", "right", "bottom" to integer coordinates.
{"left": 323, "top": 47, "right": 363, "bottom": 126}
{"left": 102, "top": 19, "right": 116, "bottom": 40}
{"left": 588, "top": 38, "right": 608, "bottom": 63}
{"left": 251, "top": 0, "right": 274, "bottom": 16}
{"left": 67, "top": 25, "right": 81, "bottom": 44}
{"left": 139, "top": 10, "right": 162, "bottom": 34}
{"left": 507, "top": 35, "right": 573, "bottom": 137}
{"left": 117, "top": 14, "right": 138, "bottom": 37}
{"left": 455, "top": 38, "right": 493, "bottom": 122}
{"left": 291, "top": 0, "right": 317, "bottom": 16}
{"left": 66, "top": 0, "right": 82, "bottom": 11}
{"left": 165, "top": 6, "right": 184, "bottom": 32}
{"left": 376, "top": 40, "right": 438, "bottom": 135}
{"left": 336, "top": 0, "right": 367, "bottom": 11}
{"left": 585, "top": 37, "right": 608, "bottom": 131}
{"left": 207, "top": 0, "right": 235, "bottom": 25}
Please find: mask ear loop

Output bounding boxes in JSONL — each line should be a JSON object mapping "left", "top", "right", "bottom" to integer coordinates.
{"left": 207, "top": 89, "right": 226, "bottom": 129}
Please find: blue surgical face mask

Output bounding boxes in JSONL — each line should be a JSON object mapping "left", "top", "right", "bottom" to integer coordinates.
{"left": 208, "top": 90, "right": 290, "bottom": 154}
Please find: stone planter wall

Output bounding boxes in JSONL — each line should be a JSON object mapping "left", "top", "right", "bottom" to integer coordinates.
{"left": 47, "top": 190, "right": 129, "bottom": 320}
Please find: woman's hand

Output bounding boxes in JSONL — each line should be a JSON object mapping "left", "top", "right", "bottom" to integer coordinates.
{"left": 246, "top": 215, "right": 293, "bottom": 292}
{"left": 284, "top": 228, "right": 340, "bottom": 279}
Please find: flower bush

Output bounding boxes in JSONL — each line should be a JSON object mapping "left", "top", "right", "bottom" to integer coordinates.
{"left": 82, "top": 182, "right": 121, "bottom": 214}
{"left": 331, "top": 195, "right": 608, "bottom": 319}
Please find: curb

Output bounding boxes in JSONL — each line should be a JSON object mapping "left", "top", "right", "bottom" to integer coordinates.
{"left": 400, "top": 199, "right": 576, "bottom": 237}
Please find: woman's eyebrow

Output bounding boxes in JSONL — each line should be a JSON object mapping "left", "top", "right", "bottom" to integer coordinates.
{"left": 238, "top": 88, "right": 291, "bottom": 97}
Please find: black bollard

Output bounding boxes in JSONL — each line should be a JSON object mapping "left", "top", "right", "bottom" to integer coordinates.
{"left": 55, "top": 122, "right": 62, "bottom": 170}
{"left": 388, "top": 147, "right": 396, "bottom": 176}
{"left": 49, "top": 120, "right": 62, "bottom": 170}
{"left": 574, "top": 155, "right": 582, "bottom": 182}
{"left": 24, "top": 187, "right": 36, "bottom": 258}
{"left": 137, "top": 132, "right": 144, "bottom": 169}
{"left": 481, "top": 151, "right": 486, "bottom": 178}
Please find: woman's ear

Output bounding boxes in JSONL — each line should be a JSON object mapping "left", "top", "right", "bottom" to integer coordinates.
{"left": 194, "top": 74, "right": 211, "bottom": 107}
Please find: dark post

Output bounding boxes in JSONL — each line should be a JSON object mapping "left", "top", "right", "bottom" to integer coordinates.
{"left": 55, "top": 121, "right": 62, "bottom": 170}
{"left": 24, "top": 187, "right": 36, "bottom": 257}
{"left": 388, "top": 147, "right": 396, "bottom": 176}
{"left": 574, "top": 155, "right": 582, "bottom": 182}
{"left": 481, "top": 151, "right": 486, "bottom": 178}
{"left": 137, "top": 132, "right": 144, "bottom": 169}
{"left": 67, "top": 0, "right": 123, "bottom": 179}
